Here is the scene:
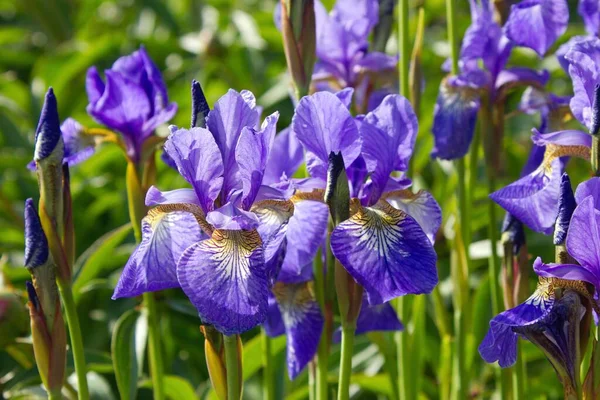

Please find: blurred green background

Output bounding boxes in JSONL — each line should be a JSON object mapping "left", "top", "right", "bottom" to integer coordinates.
{"left": 0, "top": 0, "right": 592, "bottom": 398}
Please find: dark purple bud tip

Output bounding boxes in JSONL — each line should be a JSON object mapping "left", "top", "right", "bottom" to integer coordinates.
{"left": 501, "top": 213, "right": 525, "bottom": 254}
{"left": 325, "top": 151, "right": 350, "bottom": 224}
{"left": 24, "top": 198, "right": 49, "bottom": 269}
{"left": 554, "top": 173, "right": 576, "bottom": 245}
{"left": 26, "top": 281, "right": 40, "bottom": 312}
{"left": 591, "top": 84, "right": 600, "bottom": 136}
{"left": 34, "top": 88, "right": 63, "bottom": 161}
{"left": 191, "top": 80, "right": 210, "bottom": 129}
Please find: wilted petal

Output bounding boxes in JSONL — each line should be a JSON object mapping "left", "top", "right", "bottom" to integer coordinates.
{"left": 330, "top": 200, "right": 437, "bottom": 304}
{"left": 206, "top": 89, "right": 260, "bottom": 196}
{"left": 273, "top": 281, "right": 324, "bottom": 380}
{"left": 384, "top": 190, "right": 442, "bottom": 244}
{"left": 360, "top": 95, "right": 418, "bottom": 204}
{"left": 504, "top": 0, "right": 569, "bottom": 56}
{"left": 177, "top": 230, "right": 268, "bottom": 334}
{"left": 164, "top": 127, "right": 224, "bottom": 213}
{"left": 236, "top": 112, "right": 279, "bottom": 209}
{"left": 292, "top": 90, "right": 361, "bottom": 178}
{"left": 431, "top": 77, "right": 481, "bottom": 160}
{"left": 113, "top": 208, "right": 205, "bottom": 298}
{"left": 490, "top": 158, "right": 562, "bottom": 234}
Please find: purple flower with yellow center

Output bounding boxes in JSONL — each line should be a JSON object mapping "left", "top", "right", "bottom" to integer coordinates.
{"left": 112, "top": 88, "right": 294, "bottom": 335}
{"left": 86, "top": 47, "right": 177, "bottom": 163}
{"left": 431, "top": 0, "right": 553, "bottom": 160}
{"left": 291, "top": 90, "right": 440, "bottom": 304}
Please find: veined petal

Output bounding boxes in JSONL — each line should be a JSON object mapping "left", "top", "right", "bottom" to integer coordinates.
{"left": 504, "top": 0, "right": 568, "bottom": 56}
{"left": 263, "top": 128, "right": 304, "bottom": 185}
{"left": 273, "top": 281, "right": 324, "bottom": 380}
{"left": 164, "top": 127, "right": 224, "bottom": 213}
{"left": 490, "top": 158, "right": 562, "bottom": 234}
{"left": 566, "top": 40, "right": 600, "bottom": 130}
{"left": 574, "top": 177, "right": 600, "bottom": 210}
{"left": 206, "top": 202, "right": 260, "bottom": 231}
{"left": 384, "top": 190, "right": 442, "bottom": 244}
{"left": 206, "top": 89, "right": 260, "bottom": 197}
{"left": 565, "top": 196, "right": 600, "bottom": 286}
{"left": 360, "top": 95, "right": 418, "bottom": 204}
{"left": 330, "top": 200, "right": 438, "bottom": 304}
{"left": 431, "top": 77, "right": 481, "bottom": 160}
{"left": 236, "top": 112, "right": 280, "bottom": 209}
{"left": 113, "top": 207, "right": 205, "bottom": 299}
{"left": 145, "top": 186, "right": 201, "bottom": 207}
{"left": 177, "top": 229, "right": 268, "bottom": 335}
{"left": 292, "top": 92, "right": 361, "bottom": 178}
{"left": 279, "top": 198, "right": 329, "bottom": 283}
{"left": 532, "top": 128, "right": 591, "bottom": 148}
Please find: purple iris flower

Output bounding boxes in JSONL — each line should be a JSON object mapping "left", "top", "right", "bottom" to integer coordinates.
{"left": 113, "top": 88, "right": 293, "bottom": 335}
{"left": 290, "top": 90, "right": 440, "bottom": 304}
{"left": 86, "top": 47, "right": 177, "bottom": 163}
{"left": 431, "top": 0, "right": 553, "bottom": 160}
{"left": 578, "top": 0, "right": 600, "bottom": 36}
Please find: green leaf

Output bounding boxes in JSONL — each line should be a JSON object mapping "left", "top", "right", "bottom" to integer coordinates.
{"left": 139, "top": 375, "right": 197, "bottom": 400}
{"left": 111, "top": 309, "right": 148, "bottom": 400}
{"left": 73, "top": 223, "right": 132, "bottom": 297}
{"left": 350, "top": 373, "right": 394, "bottom": 397}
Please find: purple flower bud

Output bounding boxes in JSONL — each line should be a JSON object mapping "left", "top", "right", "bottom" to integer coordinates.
{"left": 34, "top": 88, "right": 64, "bottom": 162}
{"left": 24, "top": 199, "right": 49, "bottom": 269}
{"left": 591, "top": 84, "right": 600, "bottom": 136}
{"left": 25, "top": 281, "right": 40, "bottom": 312}
{"left": 554, "top": 174, "right": 576, "bottom": 245}
{"left": 191, "top": 80, "right": 210, "bottom": 129}
{"left": 325, "top": 151, "right": 350, "bottom": 225}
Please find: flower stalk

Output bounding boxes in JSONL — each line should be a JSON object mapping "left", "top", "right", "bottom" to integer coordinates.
{"left": 224, "top": 334, "right": 243, "bottom": 400}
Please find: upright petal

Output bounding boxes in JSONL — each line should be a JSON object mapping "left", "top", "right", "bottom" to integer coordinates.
{"left": 292, "top": 92, "right": 361, "bottom": 178}
{"left": 574, "top": 177, "right": 600, "bottom": 209}
{"left": 330, "top": 200, "right": 437, "bottom": 304}
{"left": 579, "top": 0, "right": 600, "bottom": 36}
{"left": 384, "top": 190, "right": 442, "bottom": 244}
{"left": 263, "top": 128, "right": 304, "bottom": 185}
{"left": 565, "top": 196, "right": 600, "bottom": 284}
{"left": 531, "top": 129, "right": 592, "bottom": 148}
{"left": 431, "top": 77, "right": 481, "bottom": 160}
{"left": 236, "top": 112, "right": 280, "bottom": 209}
{"left": 272, "top": 281, "right": 324, "bottom": 380}
{"left": 177, "top": 230, "right": 268, "bottom": 335}
{"left": 504, "top": 0, "right": 569, "bottom": 56}
{"left": 112, "top": 208, "right": 205, "bottom": 299}
{"left": 164, "top": 127, "right": 224, "bottom": 213}
{"left": 490, "top": 158, "right": 562, "bottom": 234}
{"left": 206, "top": 89, "right": 260, "bottom": 197}
{"left": 61, "top": 118, "right": 95, "bottom": 167}
{"left": 85, "top": 67, "right": 105, "bottom": 104}
{"left": 206, "top": 202, "right": 260, "bottom": 231}
{"left": 360, "top": 95, "right": 418, "bottom": 204}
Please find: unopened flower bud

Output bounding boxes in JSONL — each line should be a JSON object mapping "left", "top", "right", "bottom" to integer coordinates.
{"left": 34, "top": 88, "right": 64, "bottom": 163}
{"left": 554, "top": 173, "right": 576, "bottom": 246}
{"left": 191, "top": 80, "right": 210, "bottom": 129}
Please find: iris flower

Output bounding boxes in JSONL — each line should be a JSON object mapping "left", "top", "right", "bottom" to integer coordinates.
{"left": 578, "top": 0, "right": 600, "bottom": 36}
{"left": 431, "top": 0, "right": 558, "bottom": 160}
{"left": 113, "top": 88, "right": 294, "bottom": 335}
{"left": 86, "top": 47, "right": 177, "bottom": 163}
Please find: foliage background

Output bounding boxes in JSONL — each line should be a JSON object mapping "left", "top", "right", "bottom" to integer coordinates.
{"left": 0, "top": 0, "right": 591, "bottom": 398}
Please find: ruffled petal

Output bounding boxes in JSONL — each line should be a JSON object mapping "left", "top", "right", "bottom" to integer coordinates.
{"left": 273, "top": 281, "right": 324, "bottom": 380}
{"left": 164, "top": 127, "right": 224, "bottom": 213}
{"left": 490, "top": 158, "right": 562, "bottom": 234}
{"left": 504, "top": 0, "right": 569, "bottom": 56}
{"left": 330, "top": 200, "right": 437, "bottom": 304}
{"left": 177, "top": 230, "right": 268, "bottom": 334}
{"left": 384, "top": 190, "right": 442, "bottom": 244}
{"left": 113, "top": 208, "right": 205, "bottom": 299}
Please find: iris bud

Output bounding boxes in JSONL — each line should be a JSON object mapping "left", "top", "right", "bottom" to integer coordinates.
{"left": 191, "top": 80, "right": 210, "bottom": 129}
{"left": 554, "top": 174, "right": 576, "bottom": 247}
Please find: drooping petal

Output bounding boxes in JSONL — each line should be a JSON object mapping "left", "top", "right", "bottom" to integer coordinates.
{"left": 113, "top": 207, "right": 205, "bottom": 299}
{"left": 145, "top": 187, "right": 201, "bottom": 207}
{"left": 272, "top": 281, "right": 324, "bottom": 380}
{"left": 206, "top": 202, "right": 260, "bottom": 231}
{"left": 279, "top": 198, "right": 329, "bottom": 283}
{"left": 531, "top": 128, "right": 592, "bottom": 148}
{"left": 575, "top": 177, "right": 600, "bottom": 209}
{"left": 206, "top": 89, "right": 260, "bottom": 197}
{"left": 494, "top": 67, "right": 549, "bottom": 91}
{"left": 236, "top": 112, "right": 280, "bottom": 209}
{"left": 360, "top": 95, "right": 418, "bottom": 204}
{"left": 263, "top": 128, "right": 304, "bottom": 185}
{"left": 163, "top": 127, "right": 224, "bottom": 213}
{"left": 431, "top": 77, "right": 481, "bottom": 160}
{"left": 177, "top": 230, "right": 268, "bottom": 335}
{"left": 292, "top": 92, "right": 361, "bottom": 178}
{"left": 355, "top": 297, "right": 403, "bottom": 335}
{"left": 263, "top": 292, "right": 285, "bottom": 337}
{"left": 330, "top": 200, "right": 437, "bottom": 305}
{"left": 504, "top": 0, "right": 569, "bottom": 56}
{"left": 565, "top": 196, "right": 600, "bottom": 285}
{"left": 479, "top": 279, "right": 555, "bottom": 367}
{"left": 533, "top": 257, "right": 598, "bottom": 284}
{"left": 384, "top": 190, "right": 442, "bottom": 244}
{"left": 490, "top": 158, "right": 562, "bottom": 234}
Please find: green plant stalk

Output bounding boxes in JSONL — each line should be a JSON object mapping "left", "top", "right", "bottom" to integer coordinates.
{"left": 56, "top": 280, "right": 89, "bottom": 400}
{"left": 262, "top": 330, "right": 275, "bottom": 400}
{"left": 313, "top": 247, "right": 329, "bottom": 400}
{"left": 396, "top": 0, "right": 412, "bottom": 398}
{"left": 224, "top": 334, "right": 241, "bottom": 400}
{"left": 125, "top": 162, "right": 164, "bottom": 400}
{"left": 337, "top": 323, "right": 356, "bottom": 400}
{"left": 49, "top": 388, "right": 63, "bottom": 400}
{"left": 513, "top": 342, "right": 525, "bottom": 400}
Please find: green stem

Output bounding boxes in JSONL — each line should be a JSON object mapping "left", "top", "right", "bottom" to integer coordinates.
{"left": 398, "top": 0, "right": 410, "bottom": 97}
{"left": 224, "top": 334, "right": 241, "bottom": 400}
{"left": 49, "top": 388, "right": 63, "bottom": 400}
{"left": 144, "top": 292, "right": 165, "bottom": 400}
{"left": 313, "top": 248, "right": 329, "bottom": 400}
{"left": 396, "top": 297, "right": 412, "bottom": 400}
{"left": 337, "top": 324, "right": 356, "bottom": 400}
{"left": 262, "top": 330, "right": 275, "bottom": 400}
{"left": 56, "top": 280, "right": 88, "bottom": 400}
{"left": 513, "top": 343, "right": 525, "bottom": 400}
